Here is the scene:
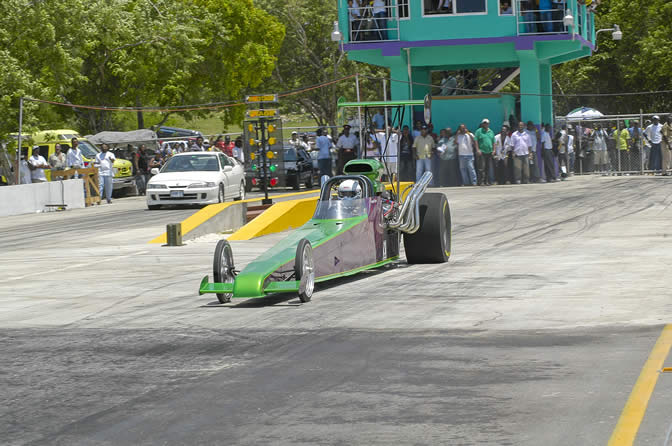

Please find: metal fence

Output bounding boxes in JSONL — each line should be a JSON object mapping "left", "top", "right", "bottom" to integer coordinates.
{"left": 555, "top": 112, "right": 672, "bottom": 176}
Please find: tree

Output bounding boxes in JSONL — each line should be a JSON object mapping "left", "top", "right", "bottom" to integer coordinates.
{"left": 0, "top": 0, "right": 284, "bottom": 139}
{"left": 553, "top": 0, "right": 672, "bottom": 115}
{"left": 256, "top": 0, "right": 386, "bottom": 128}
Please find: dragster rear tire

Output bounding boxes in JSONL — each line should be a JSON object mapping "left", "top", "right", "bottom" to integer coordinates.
{"left": 403, "top": 192, "right": 451, "bottom": 264}
{"left": 213, "top": 239, "right": 235, "bottom": 303}
{"left": 295, "top": 239, "right": 315, "bottom": 303}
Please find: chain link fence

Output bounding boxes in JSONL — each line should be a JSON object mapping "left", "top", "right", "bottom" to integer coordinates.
{"left": 555, "top": 112, "right": 672, "bottom": 176}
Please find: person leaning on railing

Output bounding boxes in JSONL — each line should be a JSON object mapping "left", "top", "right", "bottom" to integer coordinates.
{"left": 347, "top": 0, "right": 362, "bottom": 41}
{"left": 371, "top": 0, "right": 388, "bottom": 40}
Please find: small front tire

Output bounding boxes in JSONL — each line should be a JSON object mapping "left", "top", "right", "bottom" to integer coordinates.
{"left": 295, "top": 239, "right": 315, "bottom": 303}
{"left": 213, "top": 240, "right": 235, "bottom": 303}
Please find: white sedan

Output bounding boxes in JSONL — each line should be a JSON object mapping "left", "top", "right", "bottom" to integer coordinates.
{"left": 146, "top": 152, "right": 246, "bottom": 209}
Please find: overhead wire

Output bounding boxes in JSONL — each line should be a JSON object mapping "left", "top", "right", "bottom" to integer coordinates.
{"left": 23, "top": 74, "right": 358, "bottom": 113}
{"left": 359, "top": 73, "right": 672, "bottom": 98}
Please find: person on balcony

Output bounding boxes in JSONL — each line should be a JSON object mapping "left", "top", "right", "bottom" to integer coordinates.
{"left": 539, "top": 0, "right": 554, "bottom": 32}
{"left": 520, "top": 0, "right": 536, "bottom": 33}
{"left": 500, "top": 1, "right": 513, "bottom": 14}
{"left": 347, "top": 0, "right": 362, "bottom": 41}
{"left": 439, "top": 72, "right": 457, "bottom": 96}
{"left": 371, "top": 0, "right": 388, "bottom": 40}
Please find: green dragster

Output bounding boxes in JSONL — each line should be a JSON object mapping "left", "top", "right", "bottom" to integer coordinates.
{"left": 199, "top": 159, "right": 451, "bottom": 303}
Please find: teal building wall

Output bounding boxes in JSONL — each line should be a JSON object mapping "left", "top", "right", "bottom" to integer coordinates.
{"left": 339, "top": 0, "right": 596, "bottom": 129}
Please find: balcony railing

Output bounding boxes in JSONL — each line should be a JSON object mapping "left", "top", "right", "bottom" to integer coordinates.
{"left": 347, "top": 3, "right": 400, "bottom": 43}
{"left": 515, "top": 0, "right": 589, "bottom": 37}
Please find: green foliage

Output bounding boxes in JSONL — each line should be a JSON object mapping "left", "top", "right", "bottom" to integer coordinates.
{"left": 255, "top": 0, "right": 386, "bottom": 127}
{"left": 0, "top": 0, "right": 283, "bottom": 139}
{"left": 553, "top": 0, "right": 672, "bottom": 115}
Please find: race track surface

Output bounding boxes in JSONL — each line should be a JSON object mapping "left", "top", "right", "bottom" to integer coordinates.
{"left": 1, "top": 176, "right": 672, "bottom": 445}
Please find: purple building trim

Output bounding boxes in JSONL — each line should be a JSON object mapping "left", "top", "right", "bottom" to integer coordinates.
{"left": 344, "top": 34, "right": 594, "bottom": 56}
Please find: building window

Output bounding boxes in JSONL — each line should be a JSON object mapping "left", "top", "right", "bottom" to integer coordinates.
{"left": 424, "top": 0, "right": 486, "bottom": 15}
{"left": 398, "top": 0, "right": 409, "bottom": 18}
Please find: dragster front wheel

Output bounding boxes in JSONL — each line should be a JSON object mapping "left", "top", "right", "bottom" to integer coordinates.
{"left": 295, "top": 239, "right": 315, "bottom": 303}
{"left": 213, "top": 239, "right": 235, "bottom": 303}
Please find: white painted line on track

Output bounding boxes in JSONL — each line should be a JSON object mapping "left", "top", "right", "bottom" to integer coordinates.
{"left": 0, "top": 250, "right": 150, "bottom": 283}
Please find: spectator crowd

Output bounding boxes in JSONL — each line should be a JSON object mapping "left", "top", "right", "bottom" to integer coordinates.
{"left": 320, "top": 112, "right": 672, "bottom": 188}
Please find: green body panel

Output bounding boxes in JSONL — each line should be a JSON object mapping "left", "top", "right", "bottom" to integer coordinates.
{"left": 343, "top": 159, "right": 385, "bottom": 194}
{"left": 230, "top": 215, "right": 368, "bottom": 298}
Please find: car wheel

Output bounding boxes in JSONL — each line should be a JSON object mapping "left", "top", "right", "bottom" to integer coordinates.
{"left": 244, "top": 181, "right": 253, "bottom": 193}
{"left": 234, "top": 181, "right": 245, "bottom": 201}
{"left": 213, "top": 240, "right": 235, "bottom": 304}
{"left": 147, "top": 204, "right": 161, "bottom": 210}
{"left": 292, "top": 177, "right": 300, "bottom": 190}
{"left": 218, "top": 183, "right": 225, "bottom": 203}
{"left": 295, "top": 239, "right": 315, "bottom": 303}
{"left": 403, "top": 192, "right": 451, "bottom": 264}
{"left": 305, "top": 172, "right": 313, "bottom": 189}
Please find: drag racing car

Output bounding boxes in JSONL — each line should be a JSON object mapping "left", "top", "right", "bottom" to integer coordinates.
{"left": 199, "top": 158, "right": 451, "bottom": 303}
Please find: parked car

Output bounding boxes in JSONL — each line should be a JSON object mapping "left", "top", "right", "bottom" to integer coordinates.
{"left": 283, "top": 146, "right": 316, "bottom": 190}
{"left": 146, "top": 152, "right": 245, "bottom": 210}
{"left": 245, "top": 145, "right": 316, "bottom": 192}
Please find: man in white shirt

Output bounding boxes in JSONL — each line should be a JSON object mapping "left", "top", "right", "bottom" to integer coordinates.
{"left": 372, "top": 0, "right": 387, "bottom": 40}
{"left": 645, "top": 115, "right": 664, "bottom": 172}
{"left": 455, "top": 124, "right": 479, "bottom": 186}
{"left": 336, "top": 124, "right": 358, "bottom": 174}
{"left": 376, "top": 127, "right": 399, "bottom": 178}
{"left": 541, "top": 124, "right": 556, "bottom": 182}
{"left": 592, "top": 124, "right": 609, "bottom": 173}
{"left": 494, "top": 125, "right": 512, "bottom": 184}
{"left": 567, "top": 131, "right": 575, "bottom": 174}
{"left": 510, "top": 121, "right": 532, "bottom": 184}
{"left": 524, "top": 121, "right": 541, "bottom": 182}
{"left": 66, "top": 138, "right": 84, "bottom": 169}
{"left": 95, "top": 143, "right": 116, "bottom": 203}
{"left": 28, "top": 147, "right": 49, "bottom": 183}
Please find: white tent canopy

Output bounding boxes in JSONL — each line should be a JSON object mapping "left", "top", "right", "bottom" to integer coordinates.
{"left": 86, "top": 129, "right": 158, "bottom": 146}
{"left": 565, "top": 107, "right": 604, "bottom": 121}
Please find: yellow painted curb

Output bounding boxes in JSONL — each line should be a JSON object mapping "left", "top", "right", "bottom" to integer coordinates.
{"left": 148, "top": 189, "right": 320, "bottom": 244}
{"left": 228, "top": 181, "right": 414, "bottom": 241}
{"left": 607, "top": 324, "right": 672, "bottom": 446}
{"left": 228, "top": 196, "right": 319, "bottom": 241}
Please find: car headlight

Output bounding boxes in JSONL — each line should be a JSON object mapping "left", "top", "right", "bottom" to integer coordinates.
{"left": 187, "top": 182, "right": 216, "bottom": 188}
{"left": 148, "top": 183, "right": 167, "bottom": 189}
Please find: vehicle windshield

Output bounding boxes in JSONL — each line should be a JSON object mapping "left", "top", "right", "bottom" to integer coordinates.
{"left": 283, "top": 148, "right": 298, "bottom": 161}
{"left": 162, "top": 154, "right": 220, "bottom": 172}
{"left": 77, "top": 141, "right": 99, "bottom": 158}
{"left": 313, "top": 198, "right": 367, "bottom": 220}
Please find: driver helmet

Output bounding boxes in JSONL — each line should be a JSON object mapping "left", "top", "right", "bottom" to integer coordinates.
{"left": 337, "top": 179, "right": 362, "bottom": 200}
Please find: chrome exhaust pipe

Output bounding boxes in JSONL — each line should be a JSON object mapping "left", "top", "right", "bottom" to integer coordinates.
{"left": 387, "top": 171, "right": 432, "bottom": 234}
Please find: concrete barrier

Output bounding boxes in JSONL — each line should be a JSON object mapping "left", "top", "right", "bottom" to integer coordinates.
{"left": 0, "top": 180, "right": 85, "bottom": 217}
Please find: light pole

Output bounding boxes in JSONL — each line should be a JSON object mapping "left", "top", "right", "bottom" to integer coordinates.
{"left": 595, "top": 24, "right": 623, "bottom": 51}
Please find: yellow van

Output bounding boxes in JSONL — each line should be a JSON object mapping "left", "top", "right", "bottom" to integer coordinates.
{"left": 30, "top": 130, "right": 136, "bottom": 194}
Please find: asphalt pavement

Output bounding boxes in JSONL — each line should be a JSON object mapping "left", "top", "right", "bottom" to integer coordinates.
{"left": 1, "top": 176, "right": 672, "bottom": 445}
